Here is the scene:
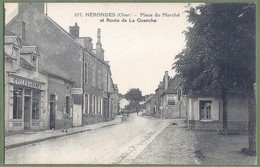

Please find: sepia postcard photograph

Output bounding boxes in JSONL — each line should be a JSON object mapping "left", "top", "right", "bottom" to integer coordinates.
{"left": 2, "top": 1, "right": 257, "bottom": 165}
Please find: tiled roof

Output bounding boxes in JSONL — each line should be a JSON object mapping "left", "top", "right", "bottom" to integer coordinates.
{"left": 4, "top": 51, "right": 16, "bottom": 60}
{"left": 144, "top": 94, "right": 155, "bottom": 104}
{"left": 161, "top": 76, "right": 182, "bottom": 96}
{"left": 20, "top": 56, "right": 35, "bottom": 68}
{"left": 38, "top": 53, "right": 74, "bottom": 83}
{"left": 5, "top": 36, "right": 21, "bottom": 47}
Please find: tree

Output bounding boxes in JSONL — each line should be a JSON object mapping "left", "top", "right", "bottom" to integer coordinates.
{"left": 173, "top": 3, "right": 255, "bottom": 155}
{"left": 124, "top": 88, "right": 145, "bottom": 110}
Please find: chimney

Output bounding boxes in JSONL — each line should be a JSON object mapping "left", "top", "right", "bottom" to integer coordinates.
{"left": 164, "top": 71, "right": 169, "bottom": 90}
{"left": 18, "top": 3, "right": 45, "bottom": 14}
{"left": 69, "top": 23, "right": 79, "bottom": 38}
{"left": 96, "top": 28, "right": 102, "bottom": 59}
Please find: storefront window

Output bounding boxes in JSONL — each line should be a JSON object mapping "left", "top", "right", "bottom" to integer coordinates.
{"left": 32, "top": 90, "right": 40, "bottom": 119}
{"left": 200, "top": 100, "right": 212, "bottom": 120}
{"left": 13, "top": 87, "right": 22, "bottom": 119}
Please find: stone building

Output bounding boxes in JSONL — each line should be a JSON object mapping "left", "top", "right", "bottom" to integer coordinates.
{"left": 187, "top": 94, "right": 248, "bottom": 133}
{"left": 152, "top": 71, "right": 184, "bottom": 118}
{"left": 143, "top": 94, "right": 155, "bottom": 116}
{"left": 5, "top": 3, "right": 119, "bottom": 129}
{"left": 160, "top": 73, "right": 186, "bottom": 119}
{"left": 4, "top": 36, "right": 74, "bottom": 133}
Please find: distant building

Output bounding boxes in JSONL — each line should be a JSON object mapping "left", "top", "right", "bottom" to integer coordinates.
{"left": 152, "top": 71, "right": 185, "bottom": 119}
{"left": 119, "top": 98, "right": 130, "bottom": 110}
{"left": 160, "top": 73, "right": 186, "bottom": 119}
{"left": 5, "top": 3, "right": 119, "bottom": 130}
{"left": 143, "top": 94, "right": 155, "bottom": 116}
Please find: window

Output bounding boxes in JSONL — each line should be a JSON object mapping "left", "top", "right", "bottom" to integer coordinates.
{"left": 84, "top": 62, "right": 88, "bottom": 83}
{"left": 89, "top": 95, "right": 92, "bottom": 115}
{"left": 100, "top": 98, "right": 103, "bottom": 115}
{"left": 93, "top": 96, "right": 96, "bottom": 115}
{"left": 178, "top": 89, "right": 181, "bottom": 100}
{"left": 200, "top": 100, "right": 212, "bottom": 120}
{"left": 92, "top": 66, "right": 96, "bottom": 87}
{"left": 168, "top": 96, "right": 175, "bottom": 105}
{"left": 11, "top": 47, "right": 18, "bottom": 58}
{"left": 97, "top": 97, "right": 100, "bottom": 115}
{"left": 32, "top": 90, "right": 40, "bottom": 119}
{"left": 103, "top": 67, "right": 107, "bottom": 90}
{"left": 85, "top": 94, "right": 89, "bottom": 114}
{"left": 13, "top": 87, "right": 23, "bottom": 119}
{"left": 32, "top": 55, "right": 37, "bottom": 66}
{"left": 98, "top": 70, "right": 102, "bottom": 89}
{"left": 22, "top": 22, "right": 26, "bottom": 41}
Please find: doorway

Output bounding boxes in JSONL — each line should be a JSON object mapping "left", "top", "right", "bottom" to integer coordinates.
{"left": 24, "top": 96, "right": 31, "bottom": 130}
{"left": 50, "top": 95, "right": 56, "bottom": 130}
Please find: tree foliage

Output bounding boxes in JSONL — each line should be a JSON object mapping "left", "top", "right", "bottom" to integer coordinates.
{"left": 173, "top": 3, "right": 256, "bottom": 154}
{"left": 174, "top": 3, "right": 255, "bottom": 96}
{"left": 124, "top": 88, "right": 144, "bottom": 103}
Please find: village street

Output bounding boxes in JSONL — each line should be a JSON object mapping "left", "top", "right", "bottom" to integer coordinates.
{"left": 5, "top": 114, "right": 171, "bottom": 164}
{"left": 5, "top": 113, "right": 256, "bottom": 165}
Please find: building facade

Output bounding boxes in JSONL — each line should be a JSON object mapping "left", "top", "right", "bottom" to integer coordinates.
{"left": 152, "top": 71, "right": 185, "bottom": 119}
{"left": 5, "top": 3, "right": 118, "bottom": 128}
{"left": 4, "top": 36, "right": 48, "bottom": 132}
{"left": 187, "top": 95, "right": 248, "bottom": 133}
{"left": 144, "top": 94, "right": 155, "bottom": 116}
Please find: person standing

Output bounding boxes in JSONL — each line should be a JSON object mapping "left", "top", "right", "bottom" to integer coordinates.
{"left": 62, "top": 111, "right": 72, "bottom": 132}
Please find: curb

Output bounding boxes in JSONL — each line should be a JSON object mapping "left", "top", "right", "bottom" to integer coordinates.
{"left": 5, "top": 121, "right": 120, "bottom": 150}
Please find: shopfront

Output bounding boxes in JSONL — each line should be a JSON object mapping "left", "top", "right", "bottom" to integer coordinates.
{"left": 7, "top": 74, "right": 46, "bottom": 132}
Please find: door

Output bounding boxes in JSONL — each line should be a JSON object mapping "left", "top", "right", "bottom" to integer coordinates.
{"left": 50, "top": 95, "right": 56, "bottom": 130}
{"left": 103, "top": 98, "right": 108, "bottom": 120}
{"left": 24, "top": 96, "right": 31, "bottom": 130}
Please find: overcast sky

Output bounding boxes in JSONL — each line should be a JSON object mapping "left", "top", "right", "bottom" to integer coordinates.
{"left": 5, "top": 3, "right": 198, "bottom": 95}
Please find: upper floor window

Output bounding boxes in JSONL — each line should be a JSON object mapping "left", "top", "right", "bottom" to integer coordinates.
{"left": 32, "top": 55, "right": 37, "bottom": 66}
{"left": 84, "top": 62, "right": 88, "bottom": 83}
{"left": 168, "top": 96, "right": 175, "bottom": 105}
{"left": 98, "top": 69, "right": 102, "bottom": 89}
{"left": 22, "top": 22, "right": 26, "bottom": 41}
{"left": 11, "top": 46, "right": 18, "bottom": 58}
{"left": 177, "top": 89, "right": 182, "bottom": 100}
{"left": 92, "top": 66, "right": 96, "bottom": 87}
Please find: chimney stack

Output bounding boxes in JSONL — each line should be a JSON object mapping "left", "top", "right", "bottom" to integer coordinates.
{"left": 164, "top": 71, "right": 169, "bottom": 90}
{"left": 96, "top": 28, "right": 103, "bottom": 60}
{"left": 18, "top": 3, "right": 45, "bottom": 14}
{"left": 69, "top": 23, "right": 79, "bottom": 38}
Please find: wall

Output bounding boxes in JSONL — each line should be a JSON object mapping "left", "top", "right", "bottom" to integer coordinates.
{"left": 188, "top": 96, "right": 248, "bottom": 133}
{"left": 48, "top": 77, "right": 73, "bottom": 129}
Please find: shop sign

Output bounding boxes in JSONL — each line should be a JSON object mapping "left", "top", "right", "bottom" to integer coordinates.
{"left": 11, "top": 77, "right": 42, "bottom": 89}
{"left": 71, "top": 88, "right": 83, "bottom": 94}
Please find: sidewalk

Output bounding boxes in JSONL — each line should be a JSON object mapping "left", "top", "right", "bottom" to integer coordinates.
{"left": 5, "top": 116, "right": 123, "bottom": 149}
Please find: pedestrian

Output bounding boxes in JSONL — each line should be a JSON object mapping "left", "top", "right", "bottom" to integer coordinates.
{"left": 127, "top": 110, "right": 129, "bottom": 118}
{"left": 62, "top": 111, "right": 72, "bottom": 132}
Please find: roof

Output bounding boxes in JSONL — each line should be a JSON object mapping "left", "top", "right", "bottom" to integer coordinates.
{"left": 144, "top": 94, "right": 155, "bottom": 104}
{"left": 38, "top": 53, "right": 74, "bottom": 83}
{"left": 20, "top": 56, "right": 35, "bottom": 69}
{"left": 4, "top": 51, "right": 16, "bottom": 60}
{"left": 5, "top": 36, "right": 21, "bottom": 47}
{"left": 161, "top": 75, "right": 182, "bottom": 97}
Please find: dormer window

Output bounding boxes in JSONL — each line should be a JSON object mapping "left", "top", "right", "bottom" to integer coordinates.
{"left": 11, "top": 46, "right": 18, "bottom": 58}
{"left": 32, "top": 55, "right": 37, "bottom": 66}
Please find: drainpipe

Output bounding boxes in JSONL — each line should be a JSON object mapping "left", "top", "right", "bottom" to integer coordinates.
{"left": 82, "top": 49, "right": 85, "bottom": 126}
{"left": 107, "top": 67, "right": 109, "bottom": 121}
